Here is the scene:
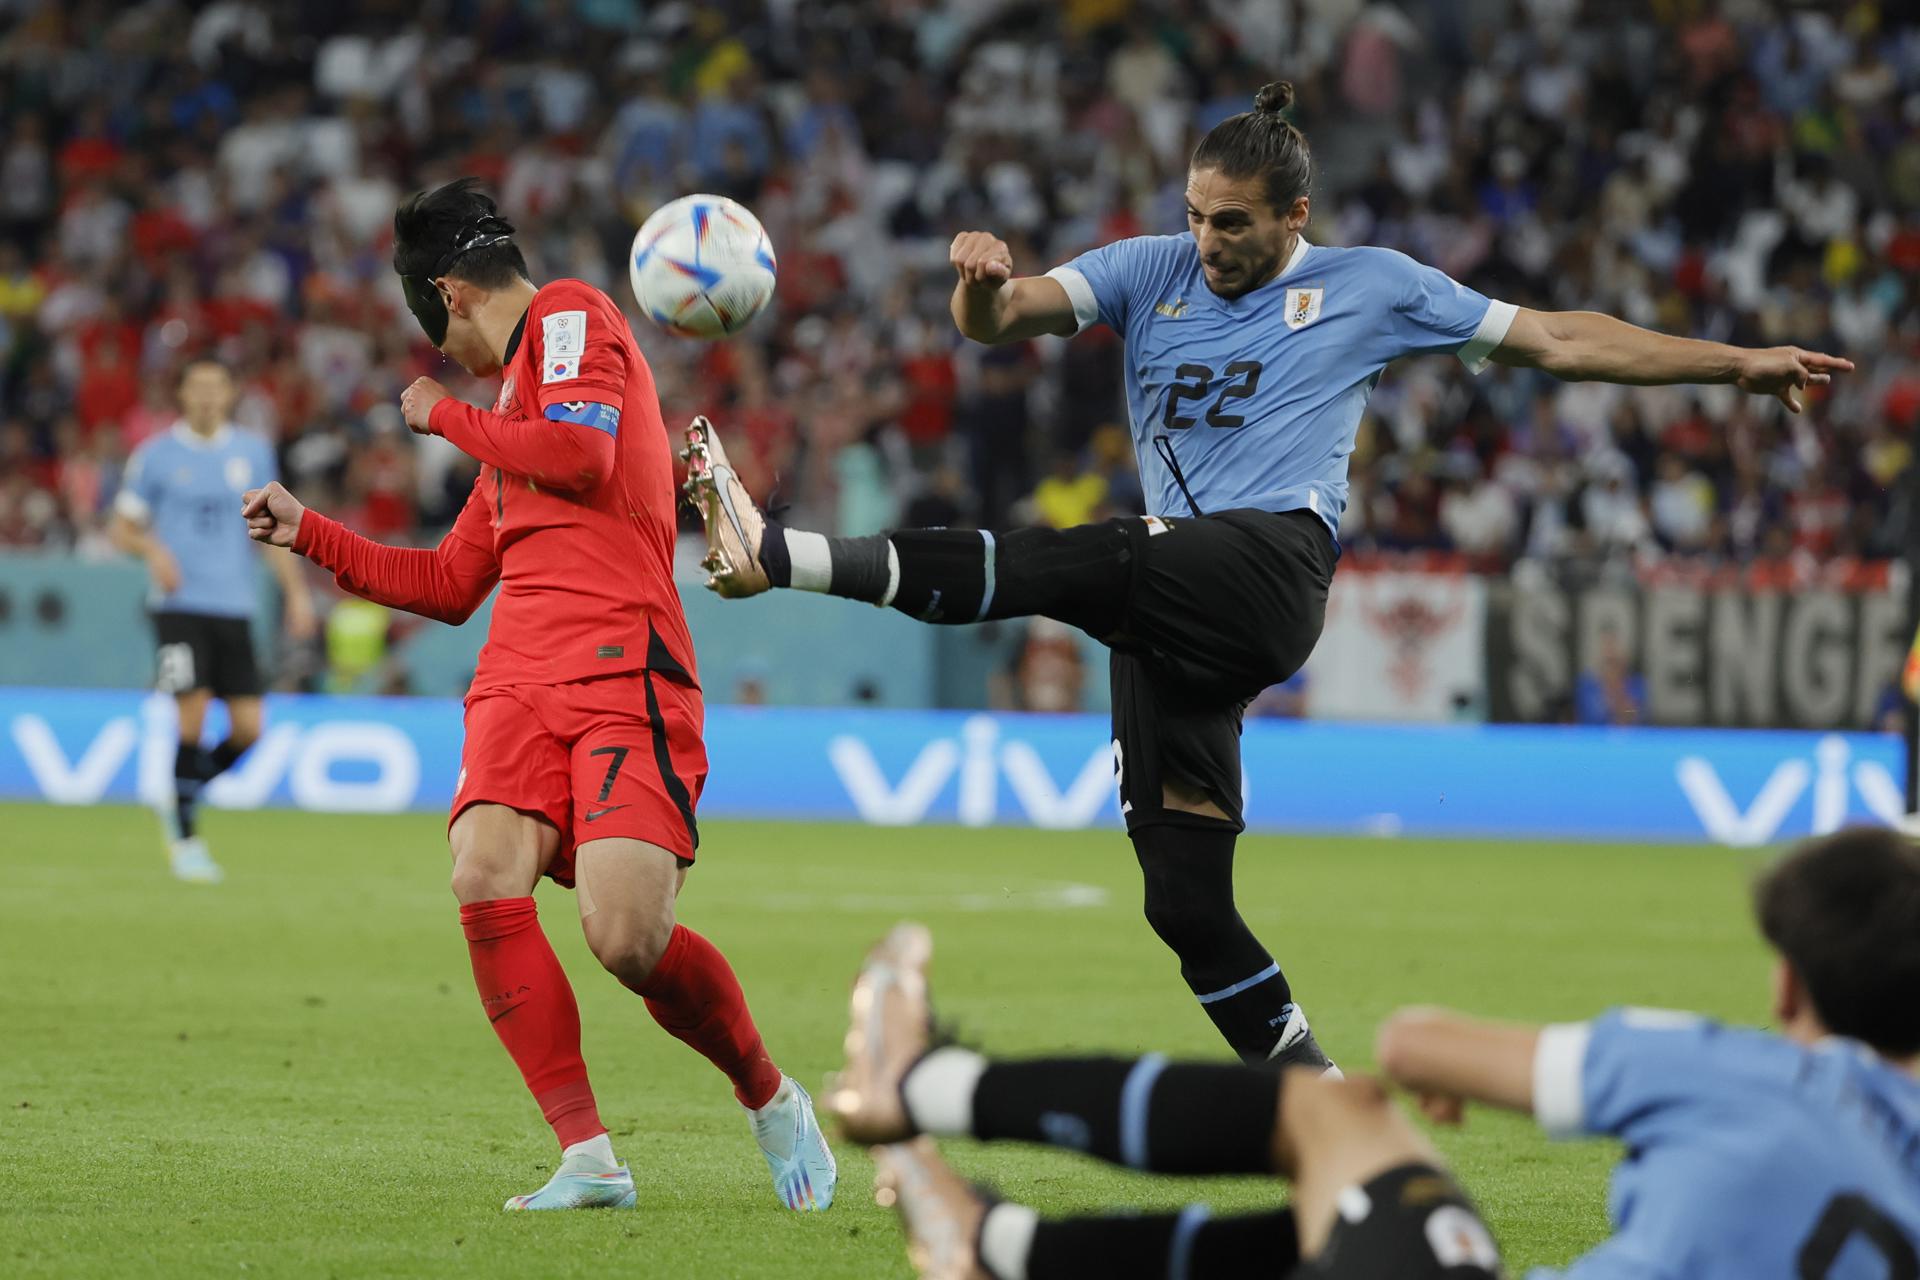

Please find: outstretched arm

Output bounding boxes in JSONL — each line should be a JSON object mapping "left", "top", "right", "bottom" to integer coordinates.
{"left": 1372, "top": 1006, "right": 1542, "bottom": 1125}
{"left": 243, "top": 480, "right": 499, "bottom": 626}
{"left": 1491, "top": 308, "right": 1854, "bottom": 413}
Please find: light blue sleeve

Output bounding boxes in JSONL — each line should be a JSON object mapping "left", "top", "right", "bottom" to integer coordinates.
{"left": 1374, "top": 248, "right": 1515, "bottom": 372}
{"left": 115, "top": 439, "right": 166, "bottom": 522}
{"left": 1533, "top": 1008, "right": 1773, "bottom": 1140}
{"left": 1047, "top": 235, "right": 1173, "bottom": 334}
{"left": 257, "top": 436, "right": 279, "bottom": 486}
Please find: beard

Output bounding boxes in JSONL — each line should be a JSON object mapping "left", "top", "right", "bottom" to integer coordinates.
{"left": 1202, "top": 246, "right": 1285, "bottom": 299}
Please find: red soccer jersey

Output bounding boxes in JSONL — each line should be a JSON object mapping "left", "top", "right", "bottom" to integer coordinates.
{"left": 297, "top": 278, "right": 698, "bottom": 697}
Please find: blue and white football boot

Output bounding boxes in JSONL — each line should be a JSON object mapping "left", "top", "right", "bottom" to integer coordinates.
{"left": 748, "top": 1075, "right": 838, "bottom": 1211}
{"left": 503, "top": 1136, "right": 637, "bottom": 1211}
{"left": 167, "top": 837, "right": 224, "bottom": 885}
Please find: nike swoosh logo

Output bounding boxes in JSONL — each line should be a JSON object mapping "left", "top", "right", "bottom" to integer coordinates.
{"left": 584, "top": 805, "right": 629, "bottom": 822}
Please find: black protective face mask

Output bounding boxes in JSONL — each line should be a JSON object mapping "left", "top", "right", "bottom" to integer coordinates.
{"left": 399, "top": 215, "right": 515, "bottom": 345}
{"left": 400, "top": 274, "right": 452, "bottom": 345}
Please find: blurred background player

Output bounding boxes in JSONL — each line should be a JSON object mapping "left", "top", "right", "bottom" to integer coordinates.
{"left": 686, "top": 81, "right": 1851, "bottom": 1073}
{"left": 109, "top": 357, "right": 314, "bottom": 882}
{"left": 242, "top": 180, "right": 836, "bottom": 1214}
{"left": 826, "top": 824, "right": 1920, "bottom": 1279}
{"left": 1376, "top": 824, "right": 1920, "bottom": 1279}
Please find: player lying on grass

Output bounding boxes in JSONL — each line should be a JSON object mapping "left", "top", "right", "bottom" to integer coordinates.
{"left": 683, "top": 80, "right": 1853, "bottom": 1076}
{"left": 240, "top": 179, "right": 835, "bottom": 1214}
{"left": 827, "top": 826, "right": 1920, "bottom": 1280}
{"left": 110, "top": 358, "right": 315, "bottom": 883}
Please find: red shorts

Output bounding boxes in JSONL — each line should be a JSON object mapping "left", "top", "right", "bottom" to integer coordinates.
{"left": 451, "top": 671, "right": 707, "bottom": 886}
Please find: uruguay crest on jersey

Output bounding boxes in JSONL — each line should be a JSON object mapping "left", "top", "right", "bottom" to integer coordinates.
{"left": 1284, "top": 286, "right": 1323, "bottom": 330}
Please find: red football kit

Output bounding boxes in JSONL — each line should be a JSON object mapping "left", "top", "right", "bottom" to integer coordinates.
{"left": 295, "top": 278, "right": 705, "bottom": 880}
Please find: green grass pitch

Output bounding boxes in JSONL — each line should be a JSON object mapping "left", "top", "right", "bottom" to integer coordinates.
{"left": 1, "top": 802, "right": 1780, "bottom": 1278}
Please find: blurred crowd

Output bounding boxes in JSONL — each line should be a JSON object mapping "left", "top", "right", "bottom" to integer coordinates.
{"left": 2, "top": 0, "right": 1918, "bottom": 585}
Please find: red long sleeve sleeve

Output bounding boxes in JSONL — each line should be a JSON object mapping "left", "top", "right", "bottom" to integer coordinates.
{"left": 295, "top": 485, "right": 500, "bottom": 625}
{"left": 429, "top": 399, "right": 615, "bottom": 493}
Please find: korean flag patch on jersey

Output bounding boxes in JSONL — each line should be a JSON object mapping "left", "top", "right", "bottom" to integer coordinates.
{"left": 1284, "top": 287, "right": 1323, "bottom": 330}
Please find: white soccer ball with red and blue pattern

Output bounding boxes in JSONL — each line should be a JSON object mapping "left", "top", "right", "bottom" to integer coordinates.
{"left": 629, "top": 194, "right": 777, "bottom": 340}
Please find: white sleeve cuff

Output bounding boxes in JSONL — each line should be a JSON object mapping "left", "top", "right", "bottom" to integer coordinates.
{"left": 1044, "top": 265, "right": 1099, "bottom": 335}
{"left": 1532, "top": 1021, "right": 1591, "bottom": 1138}
{"left": 113, "top": 489, "right": 150, "bottom": 523}
{"left": 1457, "top": 299, "right": 1518, "bottom": 373}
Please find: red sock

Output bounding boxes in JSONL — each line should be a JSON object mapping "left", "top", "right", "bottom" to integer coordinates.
{"left": 460, "top": 897, "right": 606, "bottom": 1150}
{"left": 634, "top": 925, "right": 782, "bottom": 1109}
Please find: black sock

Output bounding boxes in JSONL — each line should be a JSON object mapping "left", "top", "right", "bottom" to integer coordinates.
{"left": 889, "top": 523, "right": 1132, "bottom": 629}
{"left": 887, "top": 528, "right": 989, "bottom": 621}
{"left": 173, "top": 743, "right": 211, "bottom": 840}
{"left": 1134, "top": 822, "right": 1294, "bottom": 1063}
{"left": 823, "top": 533, "right": 892, "bottom": 599}
{"left": 759, "top": 519, "right": 794, "bottom": 587}
{"left": 207, "top": 737, "right": 248, "bottom": 775}
{"left": 765, "top": 522, "right": 898, "bottom": 601}
{"left": 971, "top": 1055, "right": 1280, "bottom": 1174}
{"left": 1020, "top": 1206, "right": 1298, "bottom": 1280}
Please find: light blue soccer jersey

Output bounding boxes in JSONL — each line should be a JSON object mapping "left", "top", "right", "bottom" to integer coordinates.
{"left": 1048, "top": 234, "right": 1514, "bottom": 534}
{"left": 116, "top": 423, "right": 277, "bottom": 618}
{"left": 1529, "top": 1008, "right": 1920, "bottom": 1279}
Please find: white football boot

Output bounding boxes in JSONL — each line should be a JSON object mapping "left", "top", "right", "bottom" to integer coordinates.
{"left": 503, "top": 1136, "right": 637, "bottom": 1211}
{"left": 167, "top": 837, "right": 224, "bottom": 885}
{"left": 747, "top": 1075, "right": 838, "bottom": 1211}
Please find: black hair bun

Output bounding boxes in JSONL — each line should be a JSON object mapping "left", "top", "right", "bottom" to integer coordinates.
{"left": 1254, "top": 81, "right": 1295, "bottom": 114}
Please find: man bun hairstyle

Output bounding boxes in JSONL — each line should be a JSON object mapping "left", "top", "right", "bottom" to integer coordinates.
{"left": 1191, "top": 79, "right": 1312, "bottom": 214}
{"left": 1755, "top": 826, "right": 1920, "bottom": 1056}
{"left": 392, "top": 177, "right": 528, "bottom": 288}
{"left": 1253, "top": 80, "right": 1294, "bottom": 114}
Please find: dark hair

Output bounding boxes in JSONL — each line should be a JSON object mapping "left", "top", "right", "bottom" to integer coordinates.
{"left": 1755, "top": 826, "right": 1920, "bottom": 1055}
{"left": 392, "top": 177, "right": 528, "bottom": 287}
{"left": 1190, "top": 80, "right": 1312, "bottom": 214}
{"left": 176, "top": 356, "right": 231, "bottom": 386}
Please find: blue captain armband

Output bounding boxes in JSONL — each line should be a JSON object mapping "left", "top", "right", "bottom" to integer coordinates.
{"left": 543, "top": 401, "right": 621, "bottom": 435}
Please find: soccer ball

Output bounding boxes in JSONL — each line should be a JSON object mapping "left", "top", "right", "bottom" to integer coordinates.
{"left": 629, "top": 194, "right": 777, "bottom": 340}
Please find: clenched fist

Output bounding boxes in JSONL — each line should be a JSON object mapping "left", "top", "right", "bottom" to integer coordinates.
{"left": 401, "top": 376, "right": 450, "bottom": 433}
{"left": 950, "top": 231, "right": 1013, "bottom": 290}
{"left": 242, "top": 482, "right": 307, "bottom": 549}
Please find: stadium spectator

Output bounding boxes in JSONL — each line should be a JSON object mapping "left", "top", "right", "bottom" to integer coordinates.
{"left": 0, "top": 0, "right": 1913, "bottom": 687}
{"left": 1574, "top": 628, "right": 1648, "bottom": 727}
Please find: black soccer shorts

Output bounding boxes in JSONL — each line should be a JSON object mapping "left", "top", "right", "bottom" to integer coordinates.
{"left": 153, "top": 610, "right": 263, "bottom": 698}
{"left": 1291, "top": 1162, "right": 1506, "bottom": 1280}
{"left": 1106, "top": 508, "right": 1335, "bottom": 832}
